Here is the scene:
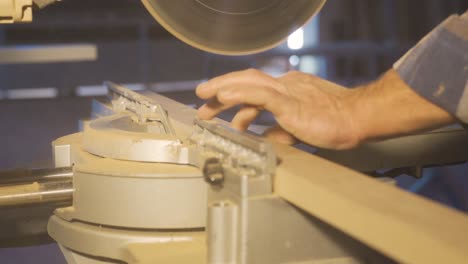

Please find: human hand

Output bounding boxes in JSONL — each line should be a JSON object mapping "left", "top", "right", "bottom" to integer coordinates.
{"left": 196, "top": 69, "right": 361, "bottom": 149}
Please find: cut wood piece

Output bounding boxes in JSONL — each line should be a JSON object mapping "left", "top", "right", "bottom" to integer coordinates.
{"left": 274, "top": 143, "right": 468, "bottom": 264}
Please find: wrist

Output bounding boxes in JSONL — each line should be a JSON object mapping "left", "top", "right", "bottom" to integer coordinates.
{"left": 346, "top": 70, "right": 456, "bottom": 145}
{"left": 344, "top": 84, "right": 373, "bottom": 146}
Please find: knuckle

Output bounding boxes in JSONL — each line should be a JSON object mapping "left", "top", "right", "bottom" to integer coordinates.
{"left": 290, "top": 70, "right": 301, "bottom": 75}
{"left": 217, "top": 88, "right": 238, "bottom": 103}
{"left": 244, "top": 68, "right": 262, "bottom": 77}
{"left": 280, "top": 71, "right": 301, "bottom": 82}
{"left": 283, "top": 70, "right": 315, "bottom": 83}
{"left": 244, "top": 68, "right": 257, "bottom": 73}
{"left": 286, "top": 71, "right": 301, "bottom": 77}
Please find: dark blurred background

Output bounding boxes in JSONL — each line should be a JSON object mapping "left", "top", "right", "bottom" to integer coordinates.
{"left": 1, "top": 0, "right": 466, "bottom": 92}
{"left": 0, "top": 0, "right": 467, "bottom": 263}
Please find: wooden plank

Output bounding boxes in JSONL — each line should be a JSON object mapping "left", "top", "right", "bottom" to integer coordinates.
{"left": 0, "top": 44, "right": 97, "bottom": 64}
{"left": 274, "top": 143, "right": 468, "bottom": 264}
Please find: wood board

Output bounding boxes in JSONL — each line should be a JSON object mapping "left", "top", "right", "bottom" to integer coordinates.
{"left": 274, "top": 142, "right": 468, "bottom": 264}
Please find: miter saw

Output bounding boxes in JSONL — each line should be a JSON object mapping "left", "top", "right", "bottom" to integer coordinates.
{"left": 47, "top": 82, "right": 392, "bottom": 263}
{"left": 1, "top": 81, "right": 394, "bottom": 263}
{"left": 2, "top": 1, "right": 468, "bottom": 264}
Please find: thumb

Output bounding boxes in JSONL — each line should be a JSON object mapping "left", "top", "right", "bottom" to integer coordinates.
{"left": 263, "top": 125, "right": 298, "bottom": 145}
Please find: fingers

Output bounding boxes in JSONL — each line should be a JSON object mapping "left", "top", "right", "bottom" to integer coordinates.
{"left": 196, "top": 69, "right": 282, "bottom": 99}
{"left": 197, "top": 84, "right": 287, "bottom": 120}
{"left": 231, "top": 105, "right": 261, "bottom": 131}
{"left": 263, "top": 125, "right": 298, "bottom": 145}
{"left": 196, "top": 69, "right": 293, "bottom": 131}
{"left": 197, "top": 98, "right": 225, "bottom": 120}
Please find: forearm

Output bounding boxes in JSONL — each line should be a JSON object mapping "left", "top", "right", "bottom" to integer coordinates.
{"left": 350, "top": 11, "right": 467, "bottom": 144}
{"left": 350, "top": 69, "right": 456, "bottom": 143}
{"left": 394, "top": 12, "right": 468, "bottom": 123}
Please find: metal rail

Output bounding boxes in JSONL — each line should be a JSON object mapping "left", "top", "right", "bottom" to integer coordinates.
{"left": 0, "top": 167, "right": 73, "bottom": 208}
{"left": 0, "top": 167, "right": 73, "bottom": 185}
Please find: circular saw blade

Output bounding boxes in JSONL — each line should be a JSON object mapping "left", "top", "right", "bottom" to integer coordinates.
{"left": 141, "top": 0, "right": 327, "bottom": 55}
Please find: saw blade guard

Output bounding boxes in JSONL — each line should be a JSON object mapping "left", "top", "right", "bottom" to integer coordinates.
{"left": 141, "top": 0, "right": 327, "bottom": 55}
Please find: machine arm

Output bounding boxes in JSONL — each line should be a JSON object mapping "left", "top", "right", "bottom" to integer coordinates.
{"left": 0, "top": 0, "right": 59, "bottom": 24}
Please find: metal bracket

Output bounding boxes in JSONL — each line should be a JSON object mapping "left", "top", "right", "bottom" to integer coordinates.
{"left": 106, "top": 81, "right": 177, "bottom": 136}
{"left": 84, "top": 83, "right": 278, "bottom": 185}
{"left": 0, "top": 0, "right": 32, "bottom": 24}
{"left": 190, "top": 119, "right": 276, "bottom": 182}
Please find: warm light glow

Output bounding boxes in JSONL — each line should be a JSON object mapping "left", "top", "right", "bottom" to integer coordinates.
{"left": 287, "top": 28, "right": 304, "bottom": 50}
